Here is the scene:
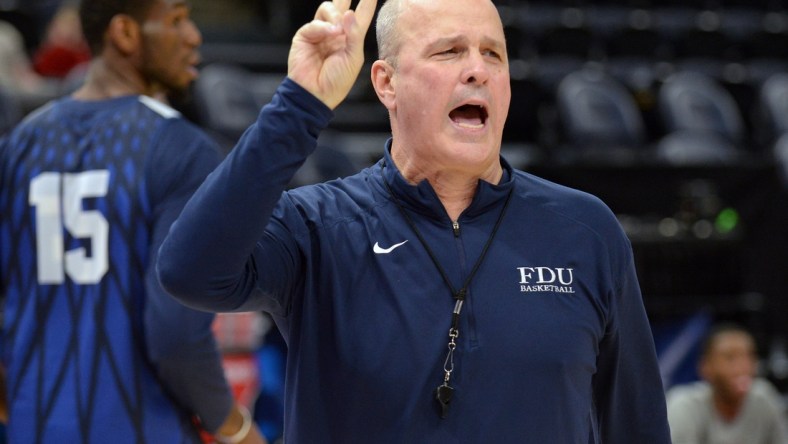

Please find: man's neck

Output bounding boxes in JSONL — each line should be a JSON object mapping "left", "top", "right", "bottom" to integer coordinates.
{"left": 72, "top": 58, "right": 154, "bottom": 100}
{"left": 391, "top": 147, "right": 502, "bottom": 221}
{"left": 429, "top": 174, "right": 480, "bottom": 222}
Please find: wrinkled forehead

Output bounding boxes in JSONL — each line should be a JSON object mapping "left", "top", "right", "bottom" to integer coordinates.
{"left": 397, "top": 0, "right": 505, "bottom": 41}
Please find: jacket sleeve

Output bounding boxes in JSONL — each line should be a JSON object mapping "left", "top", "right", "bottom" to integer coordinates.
{"left": 592, "top": 241, "right": 672, "bottom": 443}
{"left": 157, "top": 79, "right": 333, "bottom": 314}
{"left": 143, "top": 120, "right": 233, "bottom": 433}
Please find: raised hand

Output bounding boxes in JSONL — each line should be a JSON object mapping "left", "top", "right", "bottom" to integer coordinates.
{"left": 287, "top": 0, "right": 378, "bottom": 110}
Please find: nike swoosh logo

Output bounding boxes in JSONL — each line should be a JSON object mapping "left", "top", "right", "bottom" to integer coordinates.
{"left": 373, "top": 240, "right": 408, "bottom": 254}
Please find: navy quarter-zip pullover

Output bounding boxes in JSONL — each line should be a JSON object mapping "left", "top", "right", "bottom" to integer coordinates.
{"left": 158, "top": 79, "right": 671, "bottom": 444}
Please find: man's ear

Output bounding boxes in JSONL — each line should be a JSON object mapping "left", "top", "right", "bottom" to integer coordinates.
{"left": 106, "top": 14, "right": 141, "bottom": 55}
{"left": 371, "top": 60, "right": 396, "bottom": 111}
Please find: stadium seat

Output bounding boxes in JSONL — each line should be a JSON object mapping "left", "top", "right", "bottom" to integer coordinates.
{"left": 655, "top": 130, "right": 741, "bottom": 165}
{"left": 658, "top": 71, "right": 745, "bottom": 144}
{"left": 774, "top": 133, "right": 788, "bottom": 186}
{"left": 656, "top": 71, "right": 749, "bottom": 164}
{"left": 758, "top": 73, "right": 788, "bottom": 142}
{"left": 555, "top": 68, "right": 647, "bottom": 163}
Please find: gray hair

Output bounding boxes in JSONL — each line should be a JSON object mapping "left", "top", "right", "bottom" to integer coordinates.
{"left": 375, "top": 0, "right": 404, "bottom": 66}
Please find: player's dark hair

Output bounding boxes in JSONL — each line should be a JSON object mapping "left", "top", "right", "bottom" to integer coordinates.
{"left": 700, "top": 322, "right": 754, "bottom": 359}
{"left": 79, "top": 0, "right": 158, "bottom": 54}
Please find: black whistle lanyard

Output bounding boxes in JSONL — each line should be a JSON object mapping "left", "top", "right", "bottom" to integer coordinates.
{"left": 382, "top": 169, "right": 513, "bottom": 418}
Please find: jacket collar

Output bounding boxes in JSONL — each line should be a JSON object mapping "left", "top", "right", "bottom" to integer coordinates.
{"left": 378, "top": 138, "right": 515, "bottom": 220}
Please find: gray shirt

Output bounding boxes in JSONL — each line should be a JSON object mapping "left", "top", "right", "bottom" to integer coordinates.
{"left": 667, "top": 378, "right": 788, "bottom": 444}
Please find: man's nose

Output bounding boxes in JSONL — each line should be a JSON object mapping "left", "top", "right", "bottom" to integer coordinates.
{"left": 184, "top": 19, "right": 202, "bottom": 47}
{"left": 462, "top": 51, "right": 490, "bottom": 85}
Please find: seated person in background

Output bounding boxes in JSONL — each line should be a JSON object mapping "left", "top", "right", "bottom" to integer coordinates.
{"left": 667, "top": 323, "right": 788, "bottom": 444}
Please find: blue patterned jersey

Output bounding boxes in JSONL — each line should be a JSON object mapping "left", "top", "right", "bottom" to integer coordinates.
{"left": 0, "top": 95, "right": 232, "bottom": 443}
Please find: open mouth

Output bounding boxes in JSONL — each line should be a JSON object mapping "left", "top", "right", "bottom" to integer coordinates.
{"left": 449, "top": 104, "right": 488, "bottom": 129}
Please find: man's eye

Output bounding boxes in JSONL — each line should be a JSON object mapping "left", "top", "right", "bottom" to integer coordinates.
{"left": 172, "top": 13, "right": 189, "bottom": 26}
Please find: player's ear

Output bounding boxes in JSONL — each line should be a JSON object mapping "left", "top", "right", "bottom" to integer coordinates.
{"left": 106, "top": 14, "right": 142, "bottom": 55}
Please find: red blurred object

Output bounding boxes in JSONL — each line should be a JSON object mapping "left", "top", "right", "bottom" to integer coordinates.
{"left": 222, "top": 353, "right": 260, "bottom": 409}
{"left": 33, "top": 44, "right": 90, "bottom": 78}
{"left": 198, "top": 312, "right": 269, "bottom": 442}
{"left": 212, "top": 312, "right": 269, "bottom": 353}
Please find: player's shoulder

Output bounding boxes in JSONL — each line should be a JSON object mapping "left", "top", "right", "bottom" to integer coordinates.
{"left": 750, "top": 378, "right": 785, "bottom": 404}
{"left": 137, "top": 95, "right": 181, "bottom": 119}
{"left": 666, "top": 381, "right": 711, "bottom": 407}
{"left": 134, "top": 96, "right": 217, "bottom": 151}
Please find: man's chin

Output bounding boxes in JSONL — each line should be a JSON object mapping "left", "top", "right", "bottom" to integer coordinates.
{"left": 721, "top": 376, "right": 753, "bottom": 401}
{"left": 732, "top": 375, "right": 753, "bottom": 395}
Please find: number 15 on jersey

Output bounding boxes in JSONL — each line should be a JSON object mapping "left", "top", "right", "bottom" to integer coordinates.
{"left": 29, "top": 170, "right": 110, "bottom": 285}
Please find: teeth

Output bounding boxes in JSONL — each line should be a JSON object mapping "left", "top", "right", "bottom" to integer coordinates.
{"left": 458, "top": 122, "right": 484, "bottom": 129}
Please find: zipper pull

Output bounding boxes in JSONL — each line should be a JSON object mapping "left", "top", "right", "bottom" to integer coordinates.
{"left": 452, "top": 220, "right": 460, "bottom": 237}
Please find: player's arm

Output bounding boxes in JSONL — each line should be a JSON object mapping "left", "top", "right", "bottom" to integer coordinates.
{"left": 145, "top": 123, "right": 264, "bottom": 443}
